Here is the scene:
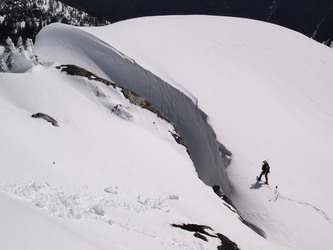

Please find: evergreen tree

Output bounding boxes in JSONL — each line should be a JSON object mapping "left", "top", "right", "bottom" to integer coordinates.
{"left": 25, "top": 38, "right": 38, "bottom": 65}
{"left": 1, "top": 36, "right": 39, "bottom": 72}
{"left": 4, "top": 37, "right": 16, "bottom": 69}
{"left": 0, "top": 59, "right": 9, "bottom": 72}
{"left": 5, "top": 37, "right": 15, "bottom": 53}
{"left": 0, "top": 0, "right": 110, "bottom": 45}
{"left": 16, "top": 36, "right": 23, "bottom": 49}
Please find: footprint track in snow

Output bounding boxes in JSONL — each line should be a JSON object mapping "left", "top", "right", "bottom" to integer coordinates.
{"left": 266, "top": 185, "right": 332, "bottom": 223}
{"left": 0, "top": 181, "right": 180, "bottom": 220}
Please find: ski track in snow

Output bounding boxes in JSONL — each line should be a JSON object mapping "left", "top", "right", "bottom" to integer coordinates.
{"left": 0, "top": 182, "right": 180, "bottom": 236}
{"left": 266, "top": 186, "right": 333, "bottom": 224}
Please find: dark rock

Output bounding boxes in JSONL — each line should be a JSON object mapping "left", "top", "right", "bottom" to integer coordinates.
{"left": 31, "top": 113, "right": 58, "bottom": 127}
{"left": 171, "top": 223, "right": 216, "bottom": 238}
{"left": 212, "top": 185, "right": 266, "bottom": 238}
{"left": 56, "top": 64, "right": 115, "bottom": 87}
{"left": 238, "top": 217, "right": 267, "bottom": 238}
{"left": 171, "top": 223, "right": 241, "bottom": 250}
{"left": 194, "top": 232, "right": 208, "bottom": 242}
{"left": 170, "top": 131, "right": 190, "bottom": 155}
{"left": 121, "top": 88, "right": 170, "bottom": 123}
{"left": 213, "top": 185, "right": 224, "bottom": 198}
{"left": 212, "top": 186, "right": 237, "bottom": 212}
{"left": 217, "top": 233, "right": 241, "bottom": 250}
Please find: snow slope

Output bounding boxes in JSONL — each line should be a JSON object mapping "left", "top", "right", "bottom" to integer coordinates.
{"left": 78, "top": 16, "right": 333, "bottom": 249}
{"left": 35, "top": 23, "right": 233, "bottom": 195}
{"left": 1, "top": 15, "right": 333, "bottom": 250}
{"left": 1, "top": 29, "right": 270, "bottom": 250}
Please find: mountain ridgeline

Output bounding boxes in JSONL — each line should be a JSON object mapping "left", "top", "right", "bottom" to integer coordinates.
{"left": 62, "top": 0, "right": 333, "bottom": 46}
{"left": 0, "top": 0, "right": 109, "bottom": 45}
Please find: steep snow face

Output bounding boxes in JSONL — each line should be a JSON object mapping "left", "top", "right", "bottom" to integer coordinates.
{"left": 35, "top": 23, "right": 232, "bottom": 195}
{"left": 4, "top": 15, "right": 332, "bottom": 249}
{"left": 78, "top": 16, "right": 333, "bottom": 249}
{"left": 1, "top": 63, "right": 269, "bottom": 249}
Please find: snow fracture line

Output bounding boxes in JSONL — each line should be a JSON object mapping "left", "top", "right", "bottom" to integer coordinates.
{"left": 267, "top": 186, "right": 332, "bottom": 223}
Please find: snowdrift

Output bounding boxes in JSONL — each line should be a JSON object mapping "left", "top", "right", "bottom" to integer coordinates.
{"left": 35, "top": 23, "right": 233, "bottom": 194}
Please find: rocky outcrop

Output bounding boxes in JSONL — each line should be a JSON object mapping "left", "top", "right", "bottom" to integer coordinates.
{"left": 56, "top": 64, "right": 170, "bottom": 121}
{"left": 212, "top": 185, "right": 267, "bottom": 239}
{"left": 171, "top": 223, "right": 241, "bottom": 250}
{"left": 31, "top": 112, "right": 58, "bottom": 127}
{"left": 56, "top": 64, "right": 189, "bottom": 153}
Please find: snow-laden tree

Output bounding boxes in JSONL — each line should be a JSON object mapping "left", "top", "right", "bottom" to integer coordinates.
{"left": 25, "top": 38, "right": 38, "bottom": 65}
{"left": 16, "top": 36, "right": 23, "bottom": 48}
{"left": 1, "top": 37, "right": 39, "bottom": 73}
{"left": 0, "top": 59, "right": 9, "bottom": 72}
{"left": 3, "top": 37, "right": 16, "bottom": 69}
{"left": 5, "top": 37, "right": 16, "bottom": 53}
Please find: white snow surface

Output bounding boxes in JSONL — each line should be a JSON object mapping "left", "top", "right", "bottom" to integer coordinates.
{"left": 0, "top": 63, "right": 255, "bottom": 249}
{"left": 0, "top": 15, "right": 332, "bottom": 249}
{"left": 81, "top": 16, "right": 333, "bottom": 249}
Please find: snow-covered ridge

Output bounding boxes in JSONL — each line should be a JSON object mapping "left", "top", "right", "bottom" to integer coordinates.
{"left": 80, "top": 15, "right": 333, "bottom": 249}
{"left": 2, "top": 15, "right": 333, "bottom": 249}
{"left": 36, "top": 23, "right": 233, "bottom": 195}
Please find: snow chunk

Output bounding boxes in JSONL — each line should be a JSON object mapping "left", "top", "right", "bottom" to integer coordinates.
{"left": 111, "top": 104, "right": 133, "bottom": 120}
{"left": 104, "top": 186, "right": 119, "bottom": 195}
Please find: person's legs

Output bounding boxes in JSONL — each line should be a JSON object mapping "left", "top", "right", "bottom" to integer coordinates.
{"left": 265, "top": 173, "right": 268, "bottom": 184}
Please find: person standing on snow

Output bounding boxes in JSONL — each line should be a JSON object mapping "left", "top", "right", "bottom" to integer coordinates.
{"left": 258, "top": 160, "right": 270, "bottom": 184}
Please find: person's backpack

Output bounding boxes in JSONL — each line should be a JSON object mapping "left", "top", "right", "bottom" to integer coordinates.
{"left": 262, "top": 163, "right": 270, "bottom": 173}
